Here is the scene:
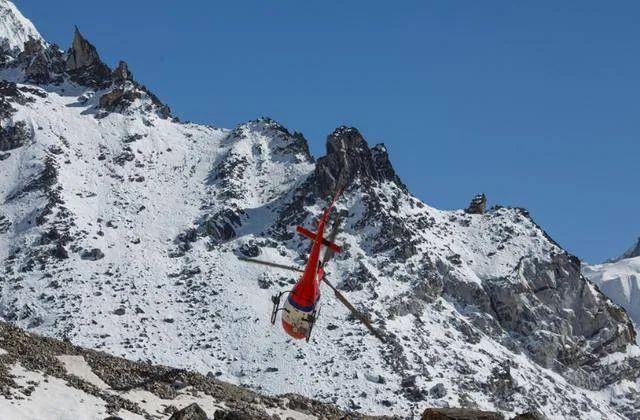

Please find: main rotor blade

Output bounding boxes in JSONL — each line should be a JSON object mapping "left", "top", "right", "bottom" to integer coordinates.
{"left": 237, "top": 257, "right": 304, "bottom": 273}
{"left": 323, "top": 277, "right": 386, "bottom": 343}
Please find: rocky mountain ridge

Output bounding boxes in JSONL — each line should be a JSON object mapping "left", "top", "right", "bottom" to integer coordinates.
{"left": 613, "top": 238, "right": 640, "bottom": 263}
{"left": 1, "top": 2, "right": 640, "bottom": 419}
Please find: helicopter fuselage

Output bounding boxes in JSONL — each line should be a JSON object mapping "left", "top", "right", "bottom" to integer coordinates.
{"left": 280, "top": 200, "right": 335, "bottom": 340}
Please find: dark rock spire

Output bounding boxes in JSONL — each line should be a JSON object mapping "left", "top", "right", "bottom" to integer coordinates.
{"left": 65, "top": 26, "right": 99, "bottom": 70}
{"left": 314, "top": 126, "right": 405, "bottom": 196}
{"left": 65, "top": 26, "right": 111, "bottom": 88}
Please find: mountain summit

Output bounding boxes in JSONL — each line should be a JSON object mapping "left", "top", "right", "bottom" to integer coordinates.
{"left": 1, "top": 2, "right": 640, "bottom": 418}
{"left": 0, "top": 0, "right": 42, "bottom": 53}
{"left": 613, "top": 237, "right": 640, "bottom": 262}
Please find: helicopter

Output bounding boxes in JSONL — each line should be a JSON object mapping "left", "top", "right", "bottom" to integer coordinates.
{"left": 239, "top": 189, "right": 385, "bottom": 343}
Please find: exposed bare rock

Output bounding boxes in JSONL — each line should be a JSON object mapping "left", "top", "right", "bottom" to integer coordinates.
{"left": 81, "top": 248, "right": 105, "bottom": 261}
{"left": 17, "top": 37, "right": 64, "bottom": 84}
{"left": 65, "top": 26, "right": 111, "bottom": 88}
{"left": 466, "top": 193, "right": 487, "bottom": 214}
{"left": 99, "top": 87, "right": 142, "bottom": 112}
{"left": 113, "top": 60, "right": 132, "bottom": 83}
{"left": 314, "top": 126, "right": 404, "bottom": 196}
{"left": 0, "top": 322, "right": 388, "bottom": 419}
{"left": 0, "top": 213, "right": 9, "bottom": 233}
{"left": 0, "top": 120, "right": 32, "bottom": 151}
{"left": 169, "top": 403, "right": 208, "bottom": 420}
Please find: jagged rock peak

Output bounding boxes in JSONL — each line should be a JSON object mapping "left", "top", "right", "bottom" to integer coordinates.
{"left": 64, "top": 26, "right": 111, "bottom": 88}
{"left": 466, "top": 193, "right": 487, "bottom": 214}
{"left": 66, "top": 26, "right": 100, "bottom": 70}
{"left": 371, "top": 142, "right": 406, "bottom": 190}
{"left": 314, "top": 125, "right": 404, "bottom": 196}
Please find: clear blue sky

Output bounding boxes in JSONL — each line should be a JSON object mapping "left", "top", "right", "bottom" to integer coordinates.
{"left": 16, "top": 0, "right": 639, "bottom": 263}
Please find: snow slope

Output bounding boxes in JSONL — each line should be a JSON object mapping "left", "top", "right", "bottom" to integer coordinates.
{"left": 0, "top": 0, "right": 42, "bottom": 52}
{"left": 1, "top": 2, "right": 640, "bottom": 419}
{"left": 584, "top": 248, "right": 640, "bottom": 336}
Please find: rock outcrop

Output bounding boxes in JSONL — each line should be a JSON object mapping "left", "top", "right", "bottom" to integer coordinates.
{"left": 113, "top": 60, "right": 132, "bottom": 83}
{"left": 169, "top": 403, "right": 208, "bottom": 420}
{"left": 314, "top": 126, "right": 404, "bottom": 196}
{"left": 466, "top": 193, "right": 487, "bottom": 214}
{"left": 18, "top": 37, "right": 64, "bottom": 84}
{"left": 0, "top": 120, "right": 31, "bottom": 151}
{"left": 65, "top": 26, "right": 111, "bottom": 88}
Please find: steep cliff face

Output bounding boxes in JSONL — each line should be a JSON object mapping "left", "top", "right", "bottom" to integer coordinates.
{"left": 1, "top": 2, "right": 640, "bottom": 419}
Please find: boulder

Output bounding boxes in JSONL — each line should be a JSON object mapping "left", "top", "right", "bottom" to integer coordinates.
{"left": 81, "top": 248, "right": 105, "bottom": 261}
{"left": 52, "top": 243, "right": 69, "bottom": 260}
{"left": 429, "top": 382, "right": 447, "bottom": 398}
{"left": 168, "top": 403, "right": 208, "bottom": 420}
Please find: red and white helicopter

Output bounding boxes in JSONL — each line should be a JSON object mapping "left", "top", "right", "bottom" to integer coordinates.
{"left": 239, "top": 190, "right": 385, "bottom": 342}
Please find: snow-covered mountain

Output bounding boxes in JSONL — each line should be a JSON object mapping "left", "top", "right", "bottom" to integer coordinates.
{"left": 612, "top": 238, "right": 640, "bottom": 263}
{"left": 0, "top": 0, "right": 42, "bottom": 54}
{"left": 1, "top": 2, "right": 640, "bottom": 419}
{"left": 584, "top": 239, "right": 640, "bottom": 340}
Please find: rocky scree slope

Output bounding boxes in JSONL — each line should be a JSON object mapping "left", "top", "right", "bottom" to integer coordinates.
{"left": 0, "top": 2, "right": 640, "bottom": 418}
{"left": 0, "top": 320, "right": 377, "bottom": 419}
{"left": 0, "top": 320, "right": 542, "bottom": 420}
